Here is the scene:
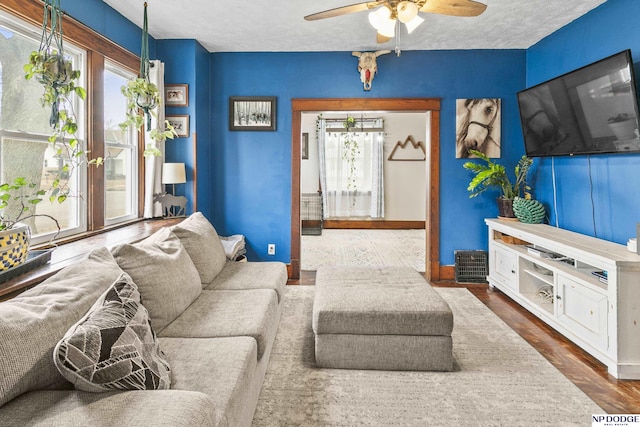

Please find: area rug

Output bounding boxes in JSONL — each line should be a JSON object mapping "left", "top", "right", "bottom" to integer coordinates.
{"left": 301, "top": 229, "right": 425, "bottom": 272}
{"left": 252, "top": 286, "right": 602, "bottom": 426}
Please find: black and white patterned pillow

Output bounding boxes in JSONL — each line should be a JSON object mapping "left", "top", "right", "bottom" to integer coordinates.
{"left": 54, "top": 273, "right": 171, "bottom": 392}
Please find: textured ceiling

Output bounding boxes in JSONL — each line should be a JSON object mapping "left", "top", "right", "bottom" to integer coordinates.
{"left": 102, "top": 0, "right": 607, "bottom": 53}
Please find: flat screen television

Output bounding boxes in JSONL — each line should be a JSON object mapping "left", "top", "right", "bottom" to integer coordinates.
{"left": 517, "top": 50, "right": 640, "bottom": 157}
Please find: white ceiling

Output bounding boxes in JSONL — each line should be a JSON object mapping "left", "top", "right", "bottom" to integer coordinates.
{"left": 102, "top": 0, "right": 607, "bottom": 53}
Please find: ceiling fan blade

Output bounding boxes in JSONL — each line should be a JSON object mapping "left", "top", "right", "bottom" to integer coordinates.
{"left": 304, "top": 1, "right": 382, "bottom": 21}
{"left": 376, "top": 33, "right": 393, "bottom": 43}
{"left": 420, "top": 0, "right": 487, "bottom": 17}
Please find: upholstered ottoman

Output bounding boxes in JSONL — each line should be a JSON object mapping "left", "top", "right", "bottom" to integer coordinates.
{"left": 312, "top": 266, "right": 454, "bottom": 371}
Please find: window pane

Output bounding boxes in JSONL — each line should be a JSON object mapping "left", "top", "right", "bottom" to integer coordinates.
{"left": 0, "top": 12, "right": 86, "bottom": 243}
{"left": 104, "top": 62, "right": 137, "bottom": 223}
{"left": 0, "top": 21, "right": 51, "bottom": 135}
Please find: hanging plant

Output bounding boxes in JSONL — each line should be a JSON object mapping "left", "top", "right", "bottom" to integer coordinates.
{"left": 5, "top": 0, "right": 101, "bottom": 237}
{"left": 342, "top": 116, "right": 360, "bottom": 191}
{"left": 119, "top": 3, "right": 177, "bottom": 158}
{"left": 119, "top": 79, "right": 176, "bottom": 157}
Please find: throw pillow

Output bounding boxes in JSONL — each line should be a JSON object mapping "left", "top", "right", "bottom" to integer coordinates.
{"left": 111, "top": 228, "right": 201, "bottom": 332}
{"left": 171, "top": 212, "right": 227, "bottom": 284}
{"left": 54, "top": 273, "right": 171, "bottom": 392}
{"left": 0, "top": 247, "right": 125, "bottom": 407}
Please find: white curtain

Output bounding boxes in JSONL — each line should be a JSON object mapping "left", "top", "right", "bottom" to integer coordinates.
{"left": 370, "top": 130, "right": 384, "bottom": 218}
{"left": 318, "top": 118, "right": 384, "bottom": 219}
{"left": 143, "top": 60, "right": 165, "bottom": 218}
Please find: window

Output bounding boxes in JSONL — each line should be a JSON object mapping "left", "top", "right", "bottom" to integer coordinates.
{"left": 320, "top": 118, "right": 385, "bottom": 218}
{"left": 0, "top": 11, "right": 86, "bottom": 244}
{"left": 0, "top": 2, "right": 142, "bottom": 244}
{"left": 104, "top": 62, "right": 138, "bottom": 224}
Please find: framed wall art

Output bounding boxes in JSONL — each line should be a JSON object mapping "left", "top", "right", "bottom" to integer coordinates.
{"left": 166, "top": 115, "right": 189, "bottom": 137}
{"left": 165, "top": 84, "right": 188, "bottom": 107}
{"left": 455, "top": 98, "right": 501, "bottom": 159}
{"left": 229, "top": 96, "right": 276, "bottom": 131}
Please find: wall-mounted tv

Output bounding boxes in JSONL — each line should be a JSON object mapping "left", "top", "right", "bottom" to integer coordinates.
{"left": 517, "top": 50, "right": 640, "bottom": 157}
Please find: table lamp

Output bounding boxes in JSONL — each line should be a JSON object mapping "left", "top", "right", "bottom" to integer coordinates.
{"left": 162, "top": 162, "right": 186, "bottom": 196}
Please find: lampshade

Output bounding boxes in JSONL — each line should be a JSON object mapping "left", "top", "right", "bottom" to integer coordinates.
{"left": 397, "top": 1, "right": 419, "bottom": 23}
{"left": 378, "top": 18, "right": 397, "bottom": 38}
{"left": 162, "top": 163, "right": 186, "bottom": 184}
{"left": 368, "top": 6, "right": 391, "bottom": 30}
{"left": 404, "top": 15, "right": 424, "bottom": 34}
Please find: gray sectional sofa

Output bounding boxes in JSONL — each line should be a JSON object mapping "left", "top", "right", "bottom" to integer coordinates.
{"left": 0, "top": 212, "right": 287, "bottom": 426}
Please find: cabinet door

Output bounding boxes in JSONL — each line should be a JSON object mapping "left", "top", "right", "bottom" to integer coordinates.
{"left": 492, "top": 245, "right": 517, "bottom": 290}
{"left": 557, "top": 274, "right": 608, "bottom": 351}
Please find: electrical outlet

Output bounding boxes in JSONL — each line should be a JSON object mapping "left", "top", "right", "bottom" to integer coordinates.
{"left": 267, "top": 244, "right": 276, "bottom": 255}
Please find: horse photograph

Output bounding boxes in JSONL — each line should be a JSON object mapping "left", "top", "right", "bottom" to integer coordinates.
{"left": 456, "top": 98, "right": 501, "bottom": 158}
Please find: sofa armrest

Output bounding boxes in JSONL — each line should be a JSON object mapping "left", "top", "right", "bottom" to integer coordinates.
{"left": 0, "top": 390, "right": 224, "bottom": 427}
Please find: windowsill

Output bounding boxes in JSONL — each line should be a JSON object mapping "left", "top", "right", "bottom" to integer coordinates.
{"left": 0, "top": 217, "right": 183, "bottom": 301}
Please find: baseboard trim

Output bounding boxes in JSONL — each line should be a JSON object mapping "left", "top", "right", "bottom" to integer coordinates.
{"left": 438, "top": 265, "right": 455, "bottom": 281}
{"left": 323, "top": 220, "right": 425, "bottom": 230}
{"left": 287, "top": 264, "right": 456, "bottom": 283}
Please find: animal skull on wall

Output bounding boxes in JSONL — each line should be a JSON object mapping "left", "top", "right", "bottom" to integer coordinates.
{"left": 351, "top": 50, "right": 391, "bottom": 91}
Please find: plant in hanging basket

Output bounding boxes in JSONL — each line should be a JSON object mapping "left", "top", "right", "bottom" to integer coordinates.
{"left": 119, "top": 78, "right": 177, "bottom": 157}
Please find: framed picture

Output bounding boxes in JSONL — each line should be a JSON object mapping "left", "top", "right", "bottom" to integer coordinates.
{"left": 455, "top": 98, "right": 501, "bottom": 159}
{"left": 301, "top": 133, "right": 309, "bottom": 159}
{"left": 166, "top": 115, "right": 189, "bottom": 137}
{"left": 229, "top": 96, "right": 276, "bottom": 131}
{"left": 165, "top": 84, "right": 188, "bottom": 107}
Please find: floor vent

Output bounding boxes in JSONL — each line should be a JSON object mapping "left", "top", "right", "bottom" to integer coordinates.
{"left": 454, "top": 250, "right": 488, "bottom": 283}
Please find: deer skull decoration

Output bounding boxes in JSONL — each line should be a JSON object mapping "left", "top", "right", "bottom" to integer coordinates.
{"left": 351, "top": 50, "right": 391, "bottom": 91}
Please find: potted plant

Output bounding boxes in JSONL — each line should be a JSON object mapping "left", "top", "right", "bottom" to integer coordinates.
{"left": 463, "top": 149, "right": 533, "bottom": 218}
{"left": 119, "top": 77, "right": 177, "bottom": 157}
{"left": 341, "top": 116, "right": 360, "bottom": 192}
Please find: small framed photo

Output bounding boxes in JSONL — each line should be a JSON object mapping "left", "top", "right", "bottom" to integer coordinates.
{"left": 166, "top": 115, "right": 189, "bottom": 137}
{"left": 165, "top": 84, "right": 188, "bottom": 107}
{"left": 302, "top": 133, "right": 309, "bottom": 160}
{"left": 229, "top": 96, "right": 276, "bottom": 131}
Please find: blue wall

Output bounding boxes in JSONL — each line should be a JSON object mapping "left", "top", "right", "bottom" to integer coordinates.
{"left": 209, "top": 51, "right": 526, "bottom": 263}
{"left": 526, "top": 0, "right": 640, "bottom": 244}
{"left": 156, "top": 39, "right": 209, "bottom": 216}
{"left": 64, "top": 0, "right": 151, "bottom": 56}
{"left": 67, "top": 0, "right": 639, "bottom": 267}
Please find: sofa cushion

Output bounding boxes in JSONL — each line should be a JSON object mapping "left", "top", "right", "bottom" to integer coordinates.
{"left": 171, "top": 212, "right": 227, "bottom": 284}
{"left": 204, "top": 261, "right": 287, "bottom": 302}
{"left": 111, "top": 228, "right": 201, "bottom": 333}
{"left": 0, "top": 247, "right": 124, "bottom": 407}
{"left": 160, "top": 336, "right": 259, "bottom": 427}
{"left": 159, "top": 290, "right": 279, "bottom": 359}
{"left": 54, "top": 273, "right": 171, "bottom": 392}
{"left": 0, "top": 390, "right": 220, "bottom": 427}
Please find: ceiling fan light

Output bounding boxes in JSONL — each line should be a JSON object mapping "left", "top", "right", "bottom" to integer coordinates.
{"left": 397, "top": 1, "right": 419, "bottom": 24}
{"left": 368, "top": 6, "right": 391, "bottom": 30}
{"left": 405, "top": 15, "right": 424, "bottom": 34}
{"left": 378, "top": 18, "right": 397, "bottom": 38}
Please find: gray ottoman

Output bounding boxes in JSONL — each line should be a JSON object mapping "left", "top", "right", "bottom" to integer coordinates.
{"left": 312, "top": 266, "right": 453, "bottom": 371}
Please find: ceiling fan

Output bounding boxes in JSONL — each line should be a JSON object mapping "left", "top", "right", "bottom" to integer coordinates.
{"left": 304, "top": 0, "right": 487, "bottom": 43}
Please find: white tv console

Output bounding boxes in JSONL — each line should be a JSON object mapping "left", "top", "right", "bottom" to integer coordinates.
{"left": 485, "top": 218, "right": 640, "bottom": 379}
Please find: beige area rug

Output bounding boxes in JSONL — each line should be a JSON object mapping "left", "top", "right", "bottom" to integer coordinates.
{"left": 301, "top": 229, "right": 425, "bottom": 272}
{"left": 252, "top": 286, "right": 602, "bottom": 426}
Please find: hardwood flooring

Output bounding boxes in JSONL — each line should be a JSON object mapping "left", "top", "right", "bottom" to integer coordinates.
{"left": 289, "top": 271, "right": 640, "bottom": 414}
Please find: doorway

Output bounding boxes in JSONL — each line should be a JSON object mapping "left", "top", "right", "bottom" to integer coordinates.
{"left": 290, "top": 98, "right": 441, "bottom": 281}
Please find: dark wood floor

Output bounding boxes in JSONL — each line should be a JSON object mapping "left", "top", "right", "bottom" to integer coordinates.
{"left": 289, "top": 271, "right": 640, "bottom": 414}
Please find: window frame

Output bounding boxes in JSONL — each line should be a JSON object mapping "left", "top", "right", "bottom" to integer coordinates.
{"left": 0, "top": 0, "right": 144, "bottom": 240}
{"left": 103, "top": 60, "right": 139, "bottom": 226}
